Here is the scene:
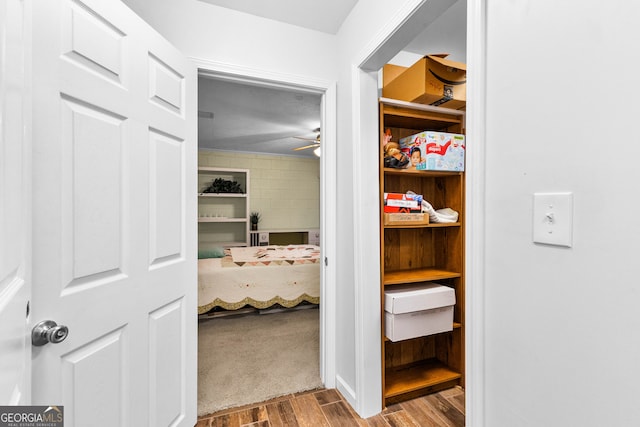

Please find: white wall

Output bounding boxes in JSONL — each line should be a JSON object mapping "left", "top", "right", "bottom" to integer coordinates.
{"left": 122, "top": 0, "right": 452, "bottom": 417}
{"left": 121, "top": 0, "right": 337, "bottom": 80}
{"left": 403, "top": 0, "right": 466, "bottom": 63}
{"left": 387, "top": 50, "right": 423, "bottom": 68}
{"left": 483, "top": 1, "right": 640, "bottom": 425}
{"left": 388, "top": 0, "right": 466, "bottom": 68}
{"left": 122, "top": 0, "right": 426, "bottom": 416}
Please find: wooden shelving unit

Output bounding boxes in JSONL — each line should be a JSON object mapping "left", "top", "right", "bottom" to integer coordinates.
{"left": 379, "top": 98, "right": 466, "bottom": 406}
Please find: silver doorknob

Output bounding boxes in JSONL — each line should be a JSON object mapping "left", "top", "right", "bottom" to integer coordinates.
{"left": 32, "top": 320, "right": 69, "bottom": 346}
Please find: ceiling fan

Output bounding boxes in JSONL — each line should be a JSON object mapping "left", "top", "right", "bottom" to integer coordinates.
{"left": 292, "top": 127, "right": 321, "bottom": 152}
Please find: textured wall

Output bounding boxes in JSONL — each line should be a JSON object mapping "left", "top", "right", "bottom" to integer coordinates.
{"left": 199, "top": 150, "right": 320, "bottom": 230}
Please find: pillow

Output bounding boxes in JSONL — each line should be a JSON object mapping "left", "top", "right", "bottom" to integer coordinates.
{"left": 198, "top": 247, "right": 226, "bottom": 259}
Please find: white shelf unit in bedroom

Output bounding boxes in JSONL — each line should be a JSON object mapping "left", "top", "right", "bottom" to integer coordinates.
{"left": 198, "top": 166, "right": 250, "bottom": 248}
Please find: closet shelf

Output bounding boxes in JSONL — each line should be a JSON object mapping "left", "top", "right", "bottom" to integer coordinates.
{"left": 384, "top": 359, "right": 462, "bottom": 401}
{"left": 384, "top": 222, "right": 460, "bottom": 230}
{"left": 383, "top": 168, "right": 463, "bottom": 177}
{"left": 383, "top": 268, "right": 460, "bottom": 286}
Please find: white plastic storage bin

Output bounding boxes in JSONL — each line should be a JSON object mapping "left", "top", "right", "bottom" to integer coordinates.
{"left": 384, "top": 283, "right": 455, "bottom": 342}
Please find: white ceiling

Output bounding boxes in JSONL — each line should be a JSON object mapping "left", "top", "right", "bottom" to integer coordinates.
{"left": 198, "top": 76, "right": 322, "bottom": 158}
{"left": 197, "top": 0, "right": 359, "bottom": 34}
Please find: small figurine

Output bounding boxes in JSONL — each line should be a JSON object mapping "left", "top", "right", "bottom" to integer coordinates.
{"left": 384, "top": 142, "right": 409, "bottom": 168}
{"left": 383, "top": 129, "right": 409, "bottom": 168}
{"left": 383, "top": 128, "right": 393, "bottom": 148}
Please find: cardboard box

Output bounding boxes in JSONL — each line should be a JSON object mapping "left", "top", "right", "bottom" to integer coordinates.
{"left": 384, "top": 283, "right": 455, "bottom": 342}
{"left": 400, "top": 130, "right": 465, "bottom": 171}
{"left": 382, "top": 63, "right": 407, "bottom": 87}
{"left": 382, "top": 54, "right": 466, "bottom": 109}
{"left": 383, "top": 212, "right": 429, "bottom": 226}
{"left": 383, "top": 192, "right": 423, "bottom": 213}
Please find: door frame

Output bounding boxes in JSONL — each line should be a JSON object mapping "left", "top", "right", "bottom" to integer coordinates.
{"left": 351, "top": 0, "right": 487, "bottom": 421}
{"left": 463, "top": 1, "right": 487, "bottom": 424}
{"left": 190, "top": 57, "right": 337, "bottom": 388}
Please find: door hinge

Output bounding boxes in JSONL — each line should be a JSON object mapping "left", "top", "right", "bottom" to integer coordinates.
{"left": 324, "top": 257, "right": 328, "bottom": 266}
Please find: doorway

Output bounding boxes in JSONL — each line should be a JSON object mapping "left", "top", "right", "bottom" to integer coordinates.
{"left": 194, "top": 67, "right": 336, "bottom": 415}
{"left": 350, "top": 0, "right": 478, "bottom": 418}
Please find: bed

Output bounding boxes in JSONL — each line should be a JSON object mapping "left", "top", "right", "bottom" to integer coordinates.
{"left": 197, "top": 244, "right": 321, "bottom": 314}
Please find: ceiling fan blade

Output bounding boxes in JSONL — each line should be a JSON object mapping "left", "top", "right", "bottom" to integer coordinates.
{"left": 293, "top": 136, "right": 319, "bottom": 142}
{"left": 293, "top": 143, "right": 320, "bottom": 151}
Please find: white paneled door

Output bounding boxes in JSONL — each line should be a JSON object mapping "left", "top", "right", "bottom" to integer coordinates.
{"left": 30, "top": 1, "right": 197, "bottom": 426}
{"left": 0, "top": 0, "right": 30, "bottom": 406}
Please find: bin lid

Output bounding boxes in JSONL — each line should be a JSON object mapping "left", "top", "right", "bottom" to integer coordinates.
{"left": 384, "top": 283, "right": 455, "bottom": 314}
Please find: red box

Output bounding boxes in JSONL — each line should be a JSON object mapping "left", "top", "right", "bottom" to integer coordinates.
{"left": 383, "top": 193, "right": 422, "bottom": 213}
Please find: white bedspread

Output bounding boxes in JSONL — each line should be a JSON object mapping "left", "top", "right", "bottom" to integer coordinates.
{"left": 230, "top": 245, "right": 320, "bottom": 262}
{"left": 197, "top": 249, "right": 320, "bottom": 313}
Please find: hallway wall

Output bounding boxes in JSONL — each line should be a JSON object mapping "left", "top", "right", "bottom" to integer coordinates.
{"left": 121, "top": 0, "right": 425, "bottom": 416}
{"left": 483, "top": 1, "right": 640, "bottom": 425}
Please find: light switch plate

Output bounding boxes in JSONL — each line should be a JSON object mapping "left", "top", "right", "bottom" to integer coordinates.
{"left": 533, "top": 192, "right": 573, "bottom": 247}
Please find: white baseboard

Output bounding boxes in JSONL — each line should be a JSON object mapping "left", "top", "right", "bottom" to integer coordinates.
{"left": 335, "top": 374, "right": 357, "bottom": 408}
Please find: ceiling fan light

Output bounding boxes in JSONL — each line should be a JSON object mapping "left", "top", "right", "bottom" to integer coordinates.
{"left": 313, "top": 146, "right": 321, "bottom": 157}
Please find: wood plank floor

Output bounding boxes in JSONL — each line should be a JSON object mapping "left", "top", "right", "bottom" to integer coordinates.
{"left": 196, "top": 387, "right": 464, "bottom": 427}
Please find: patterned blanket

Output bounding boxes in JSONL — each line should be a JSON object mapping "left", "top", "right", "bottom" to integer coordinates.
{"left": 225, "top": 245, "right": 320, "bottom": 267}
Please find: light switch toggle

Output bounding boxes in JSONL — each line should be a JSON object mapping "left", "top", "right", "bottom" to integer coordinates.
{"left": 533, "top": 192, "right": 573, "bottom": 247}
{"left": 545, "top": 212, "right": 555, "bottom": 224}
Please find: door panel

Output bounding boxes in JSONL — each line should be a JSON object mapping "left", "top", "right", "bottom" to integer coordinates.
{"left": 61, "top": 327, "right": 127, "bottom": 425}
{"left": 149, "top": 130, "right": 184, "bottom": 265}
{"left": 148, "top": 54, "right": 185, "bottom": 115}
{"left": 149, "top": 299, "right": 186, "bottom": 426}
{"left": 31, "top": 0, "right": 196, "bottom": 425}
{"left": 60, "top": 96, "right": 125, "bottom": 285}
{"left": 62, "top": 0, "right": 126, "bottom": 83}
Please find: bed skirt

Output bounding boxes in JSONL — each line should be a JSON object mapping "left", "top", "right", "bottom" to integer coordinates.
{"left": 197, "top": 255, "right": 320, "bottom": 314}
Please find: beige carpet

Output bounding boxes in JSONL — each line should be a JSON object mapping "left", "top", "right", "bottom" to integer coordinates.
{"left": 197, "top": 307, "right": 322, "bottom": 416}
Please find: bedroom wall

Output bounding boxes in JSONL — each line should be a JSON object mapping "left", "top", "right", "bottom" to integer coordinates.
{"left": 198, "top": 150, "right": 320, "bottom": 231}
{"left": 483, "top": 1, "right": 640, "bottom": 425}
